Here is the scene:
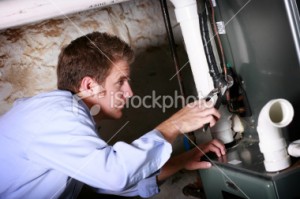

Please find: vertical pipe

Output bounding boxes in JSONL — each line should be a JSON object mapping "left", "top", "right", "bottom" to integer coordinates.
{"left": 160, "top": 0, "right": 196, "bottom": 147}
{"left": 169, "top": 0, "right": 214, "bottom": 98}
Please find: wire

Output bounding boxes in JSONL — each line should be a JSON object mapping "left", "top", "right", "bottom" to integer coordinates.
{"left": 208, "top": 0, "right": 227, "bottom": 77}
{"left": 206, "top": 0, "right": 233, "bottom": 105}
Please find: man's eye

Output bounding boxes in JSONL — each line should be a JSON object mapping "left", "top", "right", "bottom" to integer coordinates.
{"left": 118, "top": 80, "right": 125, "bottom": 86}
{"left": 117, "top": 77, "right": 130, "bottom": 86}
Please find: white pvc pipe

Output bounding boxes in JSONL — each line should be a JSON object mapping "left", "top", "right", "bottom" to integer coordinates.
{"left": 288, "top": 139, "right": 300, "bottom": 157}
{"left": 257, "top": 99, "right": 294, "bottom": 172}
{"left": 211, "top": 105, "right": 234, "bottom": 144}
{"left": 0, "top": 0, "right": 131, "bottom": 30}
{"left": 169, "top": 0, "right": 214, "bottom": 98}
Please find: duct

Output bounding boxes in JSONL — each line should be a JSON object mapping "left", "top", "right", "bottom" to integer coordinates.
{"left": 257, "top": 99, "right": 294, "bottom": 172}
{"left": 169, "top": 0, "right": 214, "bottom": 98}
{"left": 0, "top": 0, "right": 131, "bottom": 30}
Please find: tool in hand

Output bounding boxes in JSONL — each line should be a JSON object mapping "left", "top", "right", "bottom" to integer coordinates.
{"left": 202, "top": 88, "right": 221, "bottom": 132}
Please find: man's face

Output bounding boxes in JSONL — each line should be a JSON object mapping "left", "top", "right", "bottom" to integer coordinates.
{"left": 97, "top": 60, "right": 133, "bottom": 119}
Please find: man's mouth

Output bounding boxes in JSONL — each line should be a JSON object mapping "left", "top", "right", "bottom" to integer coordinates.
{"left": 114, "top": 101, "right": 126, "bottom": 109}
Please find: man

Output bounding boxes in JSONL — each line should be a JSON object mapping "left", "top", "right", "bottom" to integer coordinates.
{"left": 0, "top": 32, "right": 225, "bottom": 198}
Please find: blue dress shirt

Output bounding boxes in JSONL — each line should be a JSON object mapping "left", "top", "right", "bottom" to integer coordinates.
{"left": 0, "top": 90, "right": 172, "bottom": 198}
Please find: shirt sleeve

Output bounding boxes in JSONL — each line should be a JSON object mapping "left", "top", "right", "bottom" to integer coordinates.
{"left": 27, "top": 104, "right": 172, "bottom": 194}
{"left": 137, "top": 172, "right": 160, "bottom": 198}
{"left": 94, "top": 171, "right": 160, "bottom": 198}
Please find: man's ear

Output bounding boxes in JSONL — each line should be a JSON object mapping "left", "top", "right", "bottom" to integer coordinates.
{"left": 79, "top": 76, "right": 94, "bottom": 97}
{"left": 78, "top": 77, "right": 106, "bottom": 98}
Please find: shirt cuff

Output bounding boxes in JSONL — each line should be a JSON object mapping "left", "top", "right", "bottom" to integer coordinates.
{"left": 137, "top": 171, "right": 160, "bottom": 198}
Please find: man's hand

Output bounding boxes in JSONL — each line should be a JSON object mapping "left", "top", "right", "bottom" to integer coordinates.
{"left": 155, "top": 100, "right": 221, "bottom": 143}
{"left": 182, "top": 139, "right": 226, "bottom": 170}
{"left": 157, "top": 139, "right": 225, "bottom": 182}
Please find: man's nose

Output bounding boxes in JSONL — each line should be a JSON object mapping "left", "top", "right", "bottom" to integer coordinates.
{"left": 123, "top": 81, "right": 133, "bottom": 99}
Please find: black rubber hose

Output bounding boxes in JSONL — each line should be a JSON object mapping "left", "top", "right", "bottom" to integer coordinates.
{"left": 199, "top": 9, "right": 223, "bottom": 88}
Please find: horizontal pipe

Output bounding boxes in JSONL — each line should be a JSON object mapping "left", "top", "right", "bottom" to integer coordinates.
{"left": 288, "top": 139, "right": 300, "bottom": 157}
{"left": 0, "top": 0, "right": 131, "bottom": 30}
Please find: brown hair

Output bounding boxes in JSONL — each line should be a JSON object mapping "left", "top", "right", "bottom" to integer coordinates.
{"left": 57, "top": 32, "right": 134, "bottom": 93}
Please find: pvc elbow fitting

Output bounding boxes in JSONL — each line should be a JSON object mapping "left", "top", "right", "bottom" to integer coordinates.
{"left": 257, "top": 99, "right": 294, "bottom": 172}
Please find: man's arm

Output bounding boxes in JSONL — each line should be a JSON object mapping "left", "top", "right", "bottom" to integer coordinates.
{"left": 155, "top": 100, "right": 220, "bottom": 143}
